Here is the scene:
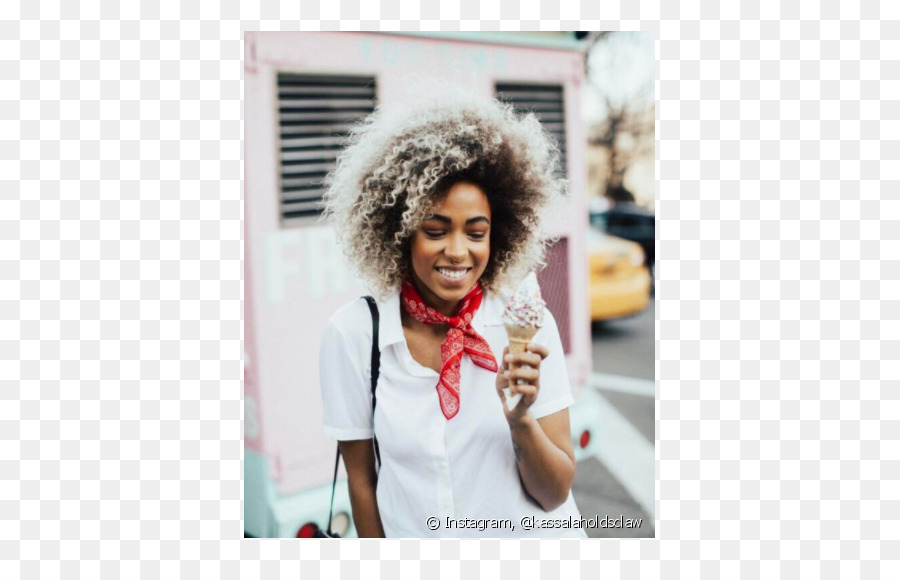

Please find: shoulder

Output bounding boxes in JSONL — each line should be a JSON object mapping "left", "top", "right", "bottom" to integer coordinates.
{"left": 329, "top": 296, "right": 376, "bottom": 329}
{"left": 323, "top": 296, "right": 376, "bottom": 347}
{"left": 479, "top": 291, "right": 509, "bottom": 326}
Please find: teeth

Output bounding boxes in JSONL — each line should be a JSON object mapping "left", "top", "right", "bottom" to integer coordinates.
{"left": 438, "top": 268, "right": 468, "bottom": 279}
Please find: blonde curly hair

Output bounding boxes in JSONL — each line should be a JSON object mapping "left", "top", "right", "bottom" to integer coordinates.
{"left": 321, "top": 84, "right": 566, "bottom": 298}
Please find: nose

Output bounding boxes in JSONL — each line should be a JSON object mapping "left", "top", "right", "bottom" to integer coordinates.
{"left": 444, "top": 232, "right": 467, "bottom": 262}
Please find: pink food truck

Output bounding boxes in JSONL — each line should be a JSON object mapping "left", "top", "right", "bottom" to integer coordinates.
{"left": 244, "top": 31, "right": 602, "bottom": 538}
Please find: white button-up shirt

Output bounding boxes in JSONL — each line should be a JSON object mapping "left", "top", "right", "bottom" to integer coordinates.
{"left": 319, "top": 289, "right": 587, "bottom": 538}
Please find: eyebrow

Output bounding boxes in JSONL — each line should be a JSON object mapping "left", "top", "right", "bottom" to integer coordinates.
{"left": 424, "top": 214, "right": 491, "bottom": 226}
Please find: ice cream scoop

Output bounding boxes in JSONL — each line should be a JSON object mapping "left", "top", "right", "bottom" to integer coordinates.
{"left": 502, "top": 272, "right": 545, "bottom": 328}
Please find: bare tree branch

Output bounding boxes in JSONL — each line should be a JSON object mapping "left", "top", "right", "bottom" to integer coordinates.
{"left": 584, "top": 32, "right": 655, "bottom": 194}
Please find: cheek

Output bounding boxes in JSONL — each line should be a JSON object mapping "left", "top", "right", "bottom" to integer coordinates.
{"left": 476, "top": 243, "right": 491, "bottom": 266}
{"left": 410, "top": 240, "right": 437, "bottom": 267}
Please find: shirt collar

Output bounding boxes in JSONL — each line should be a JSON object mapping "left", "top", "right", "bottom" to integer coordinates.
{"left": 377, "top": 286, "right": 504, "bottom": 351}
{"left": 377, "top": 290, "right": 405, "bottom": 350}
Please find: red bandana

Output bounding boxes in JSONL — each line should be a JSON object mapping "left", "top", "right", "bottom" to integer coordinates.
{"left": 400, "top": 277, "right": 499, "bottom": 419}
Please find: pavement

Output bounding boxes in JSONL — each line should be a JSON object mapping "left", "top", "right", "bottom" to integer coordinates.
{"left": 589, "top": 299, "right": 656, "bottom": 381}
{"left": 571, "top": 299, "right": 655, "bottom": 538}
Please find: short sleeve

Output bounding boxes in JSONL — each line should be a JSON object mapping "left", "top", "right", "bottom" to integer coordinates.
{"left": 527, "top": 308, "right": 575, "bottom": 419}
{"left": 319, "top": 318, "right": 375, "bottom": 440}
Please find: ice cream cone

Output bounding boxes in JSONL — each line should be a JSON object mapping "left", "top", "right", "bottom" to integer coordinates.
{"left": 505, "top": 323, "right": 538, "bottom": 363}
{"left": 501, "top": 272, "right": 546, "bottom": 412}
{"left": 503, "top": 324, "right": 538, "bottom": 410}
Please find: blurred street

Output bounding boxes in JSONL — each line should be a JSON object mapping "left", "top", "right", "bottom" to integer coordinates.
{"left": 572, "top": 298, "right": 655, "bottom": 538}
{"left": 590, "top": 298, "right": 655, "bottom": 382}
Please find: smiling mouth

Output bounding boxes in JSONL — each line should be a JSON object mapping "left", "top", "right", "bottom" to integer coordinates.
{"left": 436, "top": 267, "right": 472, "bottom": 280}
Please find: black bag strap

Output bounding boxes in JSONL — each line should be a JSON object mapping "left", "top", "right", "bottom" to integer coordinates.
{"left": 324, "top": 295, "right": 380, "bottom": 537}
{"left": 362, "top": 295, "right": 382, "bottom": 467}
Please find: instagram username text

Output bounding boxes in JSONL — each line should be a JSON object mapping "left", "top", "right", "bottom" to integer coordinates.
{"left": 425, "top": 515, "right": 643, "bottom": 532}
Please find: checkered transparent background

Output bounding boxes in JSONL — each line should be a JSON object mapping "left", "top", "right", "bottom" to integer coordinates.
{"left": 1, "top": 0, "right": 897, "bottom": 578}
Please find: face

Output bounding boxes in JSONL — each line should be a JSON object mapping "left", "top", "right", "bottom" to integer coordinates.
{"left": 408, "top": 181, "right": 492, "bottom": 316}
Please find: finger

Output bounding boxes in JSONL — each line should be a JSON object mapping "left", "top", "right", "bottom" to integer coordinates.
{"left": 498, "top": 377, "right": 517, "bottom": 400}
{"left": 505, "top": 352, "right": 542, "bottom": 370}
{"left": 521, "top": 351, "right": 543, "bottom": 368}
{"left": 496, "top": 369, "right": 509, "bottom": 389}
{"left": 514, "top": 384, "right": 538, "bottom": 399}
{"left": 526, "top": 343, "right": 549, "bottom": 360}
{"left": 509, "top": 367, "right": 540, "bottom": 384}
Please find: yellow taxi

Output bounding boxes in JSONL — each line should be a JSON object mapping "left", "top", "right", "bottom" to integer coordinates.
{"left": 587, "top": 227, "right": 651, "bottom": 320}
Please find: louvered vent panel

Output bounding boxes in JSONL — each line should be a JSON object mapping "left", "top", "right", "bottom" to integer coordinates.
{"left": 536, "top": 237, "right": 572, "bottom": 354}
{"left": 495, "top": 83, "right": 567, "bottom": 176}
{"left": 277, "top": 74, "right": 377, "bottom": 223}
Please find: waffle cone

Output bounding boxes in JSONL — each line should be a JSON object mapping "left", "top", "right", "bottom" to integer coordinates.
{"left": 505, "top": 323, "right": 538, "bottom": 343}
{"left": 505, "top": 323, "right": 539, "bottom": 374}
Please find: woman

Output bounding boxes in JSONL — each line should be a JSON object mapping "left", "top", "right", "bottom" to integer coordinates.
{"left": 318, "top": 87, "right": 587, "bottom": 538}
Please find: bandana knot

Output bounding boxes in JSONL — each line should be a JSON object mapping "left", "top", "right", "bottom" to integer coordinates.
{"left": 400, "top": 278, "right": 499, "bottom": 419}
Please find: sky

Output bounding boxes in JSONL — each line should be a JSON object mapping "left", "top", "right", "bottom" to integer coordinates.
{"left": 581, "top": 32, "right": 657, "bottom": 124}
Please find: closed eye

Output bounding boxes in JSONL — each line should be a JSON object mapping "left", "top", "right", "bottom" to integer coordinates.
{"left": 422, "top": 230, "right": 488, "bottom": 240}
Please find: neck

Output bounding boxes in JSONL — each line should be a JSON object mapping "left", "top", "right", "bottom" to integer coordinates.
{"left": 409, "top": 275, "right": 460, "bottom": 317}
{"left": 401, "top": 306, "right": 449, "bottom": 335}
